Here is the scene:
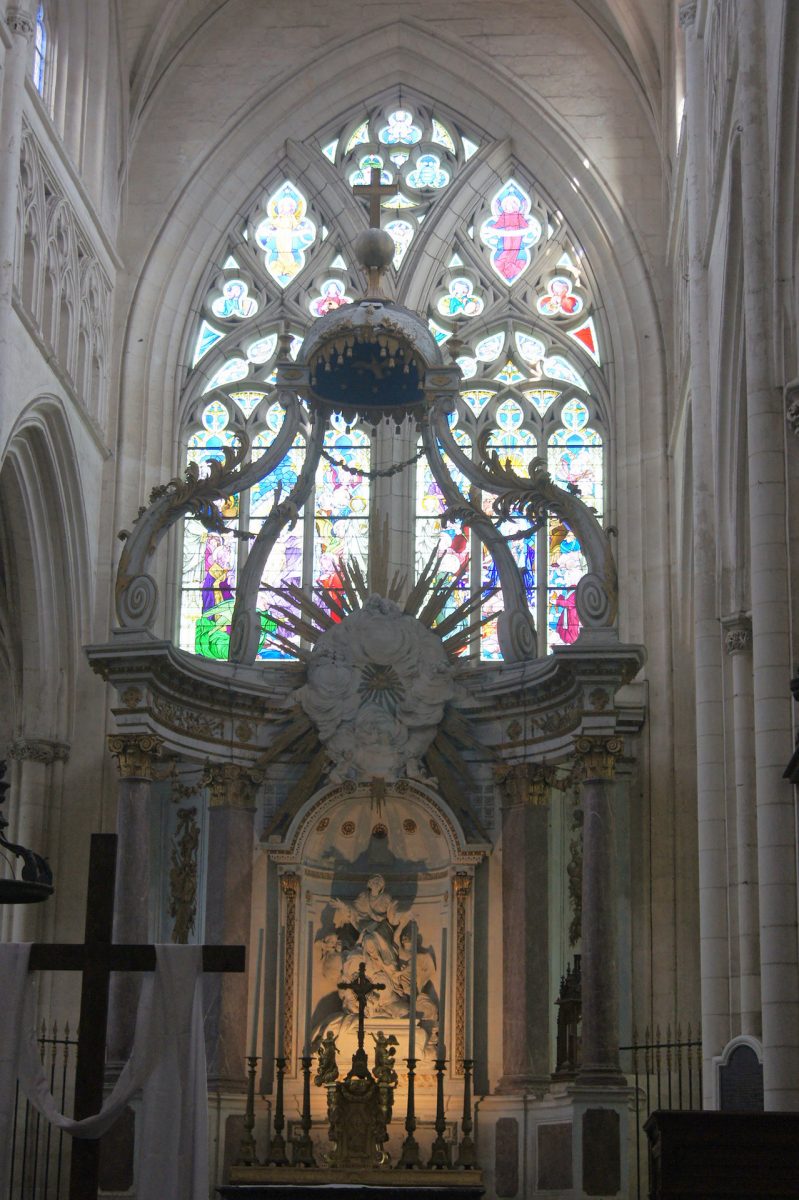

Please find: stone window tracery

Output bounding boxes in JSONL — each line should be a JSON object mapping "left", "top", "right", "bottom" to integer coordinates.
{"left": 176, "top": 96, "right": 608, "bottom": 663}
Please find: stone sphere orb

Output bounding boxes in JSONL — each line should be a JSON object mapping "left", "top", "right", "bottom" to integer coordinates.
{"left": 353, "top": 228, "right": 395, "bottom": 270}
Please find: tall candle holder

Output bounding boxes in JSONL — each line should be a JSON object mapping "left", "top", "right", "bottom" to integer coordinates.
{"left": 428, "top": 1057, "right": 451, "bottom": 1168}
{"left": 265, "top": 1056, "right": 289, "bottom": 1166}
{"left": 293, "top": 1054, "right": 317, "bottom": 1167}
{"left": 454, "top": 1057, "right": 477, "bottom": 1168}
{"left": 396, "top": 1057, "right": 422, "bottom": 1168}
{"left": 234, "top": 1054, "right": 260, "bottom": 1165}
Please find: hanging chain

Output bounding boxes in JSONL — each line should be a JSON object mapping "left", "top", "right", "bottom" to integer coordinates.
{"left": 319, "top": 445, "right": 425, "bottom": 480}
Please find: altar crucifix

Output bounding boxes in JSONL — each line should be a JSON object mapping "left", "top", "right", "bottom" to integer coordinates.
{"left": 26, "top": 833, "right": 245, "bottom": 1200}
{"left": 338, "top": 961, "right": 385, "bottom": 1080}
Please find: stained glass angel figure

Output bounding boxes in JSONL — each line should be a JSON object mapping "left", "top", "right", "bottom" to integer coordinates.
{"left": 479, "top": 180, "right": 541, "bottom": 284}
{"left": 255, "top": 182, "right": 316, "bottom": 287}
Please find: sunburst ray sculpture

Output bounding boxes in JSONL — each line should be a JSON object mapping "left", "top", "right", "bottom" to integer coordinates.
{"left": 257, "top": 543, "right": 493, "bottom": 839}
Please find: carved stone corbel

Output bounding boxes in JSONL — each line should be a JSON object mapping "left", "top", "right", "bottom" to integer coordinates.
{"left": 7, "top": 8, "right": 35, "bottom": 38}
{"left": 722, "top": 614, "right": 752, "bottom": 657}
{"left": 8, "top": 738, "right": 70, "bottom": 765}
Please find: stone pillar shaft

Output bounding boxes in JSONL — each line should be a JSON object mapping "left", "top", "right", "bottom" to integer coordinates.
{"left": 681, "top": 3, "right": 731, "bottom": 1100}
{"left": 574, "top": 737, "right": 625, "bottom": 1086}
{"left": 724, "top": 619, "right": 761, "bottom": 1038}
{"left": 498, "top": 765, "right": 550, "bottom": 1089}
{"left": 204, "top": 763, "right": 259, "bottom": 1091}
{"left": 737, "top": 0, "right": 799, "bottom": 1110}
{"left": 106, "top": 734, "right": 163, "bottom": 1065}
{"left": 7, "top": 738, "right": 69, "bottom": 943}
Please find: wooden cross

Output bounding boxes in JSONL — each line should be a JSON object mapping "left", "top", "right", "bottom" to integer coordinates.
{"left": 338, "top": 961, "right": 384, "bottom": 1080}
{"left": 352, "top": 166, "right": 396, "bottom": 228}
{"left": 27, "top": 833, "right": 245, "bottom": 1200}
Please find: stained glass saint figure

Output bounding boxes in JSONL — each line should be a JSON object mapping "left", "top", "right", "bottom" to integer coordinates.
{"left": 255, "top": 182, "right": 317, "bottom": 288}
{"left": 406, "top": 153, "right": 449, "bottom": 190}
{"left": 479, "top": 180, "right": 541, "bottom": 284}
{"left": 437, "top": 278, "right": 484, "bottom": 318}
{"left": 211, "top": 279, "right": 258, "bottom": 320}
{"left": 537, "top": 276, "right": 582, "bottom": 317}
{"left": 310, "top": 279, "right": 352, "bottom": 317}
{"left": 378, "top": 109, "right": 422, "bottom": 145}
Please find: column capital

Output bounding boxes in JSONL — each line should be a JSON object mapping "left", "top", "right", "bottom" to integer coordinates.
{"left": 204, "top": 761, "right": 262, "bottom": 809}
{"left": 573, "top": 735, "right": 623, "bottom": 782}
{"left": 8, "top": 737, "right": 70, "bottom": 765}
{"left": 280, "top": 870, "right": 300, "bottom": 897}
{"left": 107, "top": 733, "right": 164, "bottom": 781}
{"left": 6, "top": 7, "right": 36, "bottom": 38}
{"left": 495, "top": 761, "right": 562, "bottom": 807}
{"left": 453, "top": 870, "right": 473, "bottom": 898}
{"left": 678, "top": 2, "right": 697, "bottom": 29}
{"left": 722, "top": 614, "right": 752, "bottom": 656}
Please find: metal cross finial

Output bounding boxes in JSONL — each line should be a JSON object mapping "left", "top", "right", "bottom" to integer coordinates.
{"left": 338, "top": 961, "right": 384, "bottom": 1078}
{"left": 352, "top": 166, "right": 396, "bottom": 229}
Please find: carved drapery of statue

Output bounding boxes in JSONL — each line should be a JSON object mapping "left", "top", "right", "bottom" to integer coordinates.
{"left": 317, "top": 874, "right": 439, "bottom": 1055}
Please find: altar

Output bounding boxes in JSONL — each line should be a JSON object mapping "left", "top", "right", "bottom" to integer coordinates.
{"left": 218, "top": 1175, "right": 484, "bottom": 1199}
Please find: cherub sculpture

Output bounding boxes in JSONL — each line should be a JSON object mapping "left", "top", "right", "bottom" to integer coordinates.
{"left": 372, "top": 1031, "right": 399, "bottom": 1088}
{"left": 314, "top": 1030, "right": 340, "bottom": 1086}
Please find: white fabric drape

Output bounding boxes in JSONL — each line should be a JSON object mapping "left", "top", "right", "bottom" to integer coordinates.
{"left": 0, "top": 943, "right": 209, "bottom": 1200}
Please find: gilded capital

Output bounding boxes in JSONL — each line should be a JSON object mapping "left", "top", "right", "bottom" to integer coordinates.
{"left": 453, "top": 871, "right": 472, "bottom": 898}
{"left": 280, "top": 871, "right": 300, "bottom": 898}
{"left": 495, "top": 761, "right": 560, "bottom": 807}
{"left": 573, "top": 735, "right": 623, "bottom": 782}
{"left": 204, "top": 761, "right": 262, "bottom": 809}
{"left": 107, "top": 733, "right": 164, "bottom": 780}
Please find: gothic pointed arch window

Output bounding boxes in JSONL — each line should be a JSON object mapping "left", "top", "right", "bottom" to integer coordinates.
{"left": 176, "top": 98, "right": 607, "bottom": 662}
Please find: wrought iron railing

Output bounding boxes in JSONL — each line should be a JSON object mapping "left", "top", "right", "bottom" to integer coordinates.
{"left": 7, "top": 1022, "right": 76, "bottom": 1200}
{"left": 620, "top": 1024, "right": 702, "bottom": 1200}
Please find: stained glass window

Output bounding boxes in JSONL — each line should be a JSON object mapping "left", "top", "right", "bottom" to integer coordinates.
{"left": 178, "top": 95, "right": 607, "bottom": 664}
{"left": 546, "top": 399, "right": 603, "bottom": 649}
{"left": 32, "top": 5, "right": 47, "bottom": 96}
{"left": 415, "top": 431, "right": 472, "bottom": 646}
{"left": 314, "top": 426, "right": 371, "bottom": 615}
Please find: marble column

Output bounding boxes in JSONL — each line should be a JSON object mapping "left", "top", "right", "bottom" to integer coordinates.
{"left": 7, "top": 737, "right": 70, "bottom": 943}
{"left": 723, "top": 617, "right": 761, "bottom": 1038}
{"left": 204, "top": 762, "right": 260, "bottom": 1091}
{"left": 574, "top": 736, "right": 626, "bottom": 1087}
{"left": 106, "top": 733, "right": 163, "bottom": 1066}
{"left": 497, "top": 763, "right": 550, "bottom": 1091}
